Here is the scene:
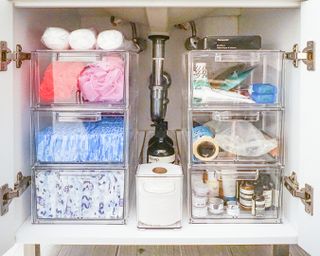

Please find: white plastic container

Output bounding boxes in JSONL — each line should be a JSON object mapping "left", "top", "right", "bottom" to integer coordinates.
{"left": 136, "top": 163, "right": 183, "bottom": 229}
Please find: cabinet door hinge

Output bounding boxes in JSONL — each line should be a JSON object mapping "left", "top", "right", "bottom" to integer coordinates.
{"left": 285, "top": 41, "right": 315, "bottom": 71}
{"left": 0, "top": 172, "right": 31, "bottom": 216}
{"left": 0, "top": 41, "right": 31, "bottom": 71}
{"left": 284, "top": 172, "right": 313, "bottom": 216}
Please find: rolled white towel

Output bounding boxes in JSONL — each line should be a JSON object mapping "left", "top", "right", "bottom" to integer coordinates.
{"left": 41, "top": 27, "right": 70, "bottom": 50}
{"left": 97, "top": 30, "right": 137, "bottom": 51}
{"left": 69, "top": 28, "right": 97, "bottom": 50}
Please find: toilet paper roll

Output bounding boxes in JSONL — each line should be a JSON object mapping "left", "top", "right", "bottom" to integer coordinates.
{"left": 192, "top": 126, "right": 219, "bottom": 161}
{"left": 69, "top": 28, "right": 97, "bottom": 50}
{"left": 97, "top": 30, "right": 137, "bottom": 51}
{"left": 41, "top": 27, "right": 70, "bottom": 50}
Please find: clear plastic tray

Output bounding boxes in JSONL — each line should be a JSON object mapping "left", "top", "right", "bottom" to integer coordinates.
{"left": 32, "top": 110, "right": 128, "bottom": 165}
{"left": 32, "top": 166, "right": 127, "bottom": 224}
{"left": 189, "top": 110, "right": 284, "bottom": 165}
{"left": 189, "top": 167, "right": 282, "bottom": 223}
{"left": 31, "top": 50, "right": 137, "bottom": 109}
{"left": 187, "top": 50, "right": 284, "bottom": 109}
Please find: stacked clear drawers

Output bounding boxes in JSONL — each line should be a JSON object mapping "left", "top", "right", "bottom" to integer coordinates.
{"left": 186, "top": 50, "right": 285, "bottom": 223}
{"left": 31, "top": 50, "right": 138, "bottom": 224}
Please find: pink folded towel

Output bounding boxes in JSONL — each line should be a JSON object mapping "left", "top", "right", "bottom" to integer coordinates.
{"left": 40, "top": 62, "right": 85, "bottom": 103}
{"left": 78, "top": 56, "right": 125, "bottom": 102}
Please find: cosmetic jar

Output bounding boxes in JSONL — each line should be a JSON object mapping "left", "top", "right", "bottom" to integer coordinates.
{"left": 208, "top": 197, "right": 224, "bottom": 215}
{"left": 192, "top": 193, "right": 208, "bottom": 207}
{"left": 227, "top": 201, "right": 240, "bottom": 217}
{"left": 252, "top": 194, "right": 265, "bottom": 217}
{"left": 239, "top": 181, "right": 255, "bottom": 210}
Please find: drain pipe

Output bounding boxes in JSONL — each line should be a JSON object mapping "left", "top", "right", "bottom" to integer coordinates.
{"left": 149, "top": 35, "right": 171, "bottom": 123}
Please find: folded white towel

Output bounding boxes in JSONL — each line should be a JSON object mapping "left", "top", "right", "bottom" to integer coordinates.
{"left": 69, "top": 28, "right": 97, "bottom": 50}
{"left": 41, "top": 27, "right": 70, "bottom": 50}
{"left": 97, "top": 30, "right": 137, "bottom": 51}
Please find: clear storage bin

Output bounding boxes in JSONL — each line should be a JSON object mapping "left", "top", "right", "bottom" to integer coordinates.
{"left": 32, "top": 166, "right": 127, "bottom": 224}
{"left": 189, "top": 167, "right": 282, "bottom": 223}
{"left": 32, "top": 110, "right": 128, "bottom": 165}
{"left": 188, "top": 50, "right": 284, "bottom": 108}
{"left": 189, "top": 110, "right": 284, "bottom": 165}
{"left": 31, "top": 50, "right": 137, "bottom": 108}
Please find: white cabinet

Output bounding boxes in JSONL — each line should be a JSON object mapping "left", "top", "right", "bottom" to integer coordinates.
{"left": 0, "top": 0, "right": 319, "bottom": 255}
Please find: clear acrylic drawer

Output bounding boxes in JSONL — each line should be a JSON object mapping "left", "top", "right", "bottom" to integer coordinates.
{"left": 189, "top": 167, "right": 282, "bottom": 223}
{"left": 190, "top": 110, "right": 284, "bottom": 165}
{"left": 32, "top": 167, "right": 127, "bottom": 224}
{"left": 188, "top": 50, "right": 284, "bottom": 108}
{"left": 31, "top": 50, "right": 137, "bottom": 108}
{"left": 32, "top": 110, "right": 127, "bottom": 165}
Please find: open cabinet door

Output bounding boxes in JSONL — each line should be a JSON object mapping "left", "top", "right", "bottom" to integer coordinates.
{"left": 297, "top": 0, "right": 320, "bottom": 254}
{"left": 0, "top": 1, "right": 31, "bottom": 255}
{"left": 0, "top": 1, "right": 20, "bottom": 256}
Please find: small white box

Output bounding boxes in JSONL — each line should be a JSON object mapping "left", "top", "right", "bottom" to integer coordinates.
{"left": 136, "top": 163, "right": 183, "bottom": 229}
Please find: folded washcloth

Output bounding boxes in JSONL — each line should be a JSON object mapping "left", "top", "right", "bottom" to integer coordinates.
{"left": 97, "top": 30, "right": 136, "bottom": 51}
{"left": 69, "top": 28, "right": 97, "bottom": 50}
{"left": 36, "top": 116, "right": 124, "bottom": 163}
{"left": 78, "top": 56, "right": 125, "bottom": 102}
{"left": 41, "top": 27, "right": 70, "bottom": 50}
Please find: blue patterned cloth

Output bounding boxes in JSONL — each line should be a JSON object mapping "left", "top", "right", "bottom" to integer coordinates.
{"left": 35, "top": 170, "right": 124, "bottom": 220}
{"left": 36, "top": 117, "right": 124, "bottom": 163}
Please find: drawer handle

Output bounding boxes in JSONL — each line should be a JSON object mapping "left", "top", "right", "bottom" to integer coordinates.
{"left": 213, "top": 111, "right": 260, "bottom": 122}
{"left": 216, "top": 170, "right": 259, "bottom": 181}
{"left": 55, "top": 112, "right": 102, "bottom": 122}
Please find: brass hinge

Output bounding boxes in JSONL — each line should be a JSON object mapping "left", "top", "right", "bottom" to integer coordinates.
{"left": 0, "top": 172, "right": 31, "bottom": 216}
{"left": 0, "top": 41, "right": 31, "bottom": 71}
{"left": 284, "top": 172, "right": 313, "bottom": 216}
{"left": 285, "top": 41, "right": 315, "bottom": 71}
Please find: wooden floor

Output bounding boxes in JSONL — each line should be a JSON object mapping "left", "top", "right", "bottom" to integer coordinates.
{"left": 46, "top": 245, "right": 309, "bottom": 256}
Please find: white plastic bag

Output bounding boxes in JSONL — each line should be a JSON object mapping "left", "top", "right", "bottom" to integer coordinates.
{"left": 204, "top": 120, "right": 277, "bottom": 157}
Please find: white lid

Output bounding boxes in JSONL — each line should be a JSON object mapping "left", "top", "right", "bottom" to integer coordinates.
{"left": 136, "top": 163, "right": 183, "bottom": 177}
